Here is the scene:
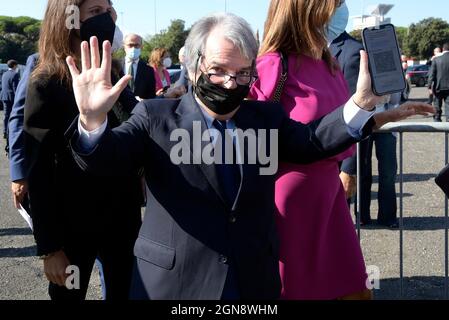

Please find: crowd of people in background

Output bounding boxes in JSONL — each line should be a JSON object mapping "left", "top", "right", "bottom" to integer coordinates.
{"left": 0, "top": 0, "right": 436, "bottom": 301}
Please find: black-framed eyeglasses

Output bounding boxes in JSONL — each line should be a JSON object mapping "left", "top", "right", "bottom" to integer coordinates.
{"left": 198, "top": 54, "right": 258, "bottom": 86}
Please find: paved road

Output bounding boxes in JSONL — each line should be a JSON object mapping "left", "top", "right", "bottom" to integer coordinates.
{"left": 0, "top": 86, "right": 448, "bottom": 300}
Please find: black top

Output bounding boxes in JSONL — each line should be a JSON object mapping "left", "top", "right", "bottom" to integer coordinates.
{"left": 24, "top": 74, "right": 143, "bottom": 256}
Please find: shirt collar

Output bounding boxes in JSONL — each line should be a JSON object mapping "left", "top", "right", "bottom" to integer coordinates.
{"left": 198, "top": 102, "right": 215, "bottom": 129}
{"left": 196, "top": 96, "right": 235, "bottom": 130}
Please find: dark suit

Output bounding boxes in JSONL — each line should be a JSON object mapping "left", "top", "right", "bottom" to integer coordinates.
{"left": 330, "top": 31, "right": 364, "bottom": 177}
{"left": 124, "top": 59, "right": 156, "bottom": 100}
{"left": 8, "top": 54, "right": 39, "bottom": 181}
{"left": 24, "top": 74, "right": 142, "bottom": 300}
{"left": 67, "top": 90, "right": 373, "bottom": 300}
{"left": 1, "top": 68, "right": 20, "bottom": 137}
{"left": 428, "top": 52, "right": 449, "bottom": 121}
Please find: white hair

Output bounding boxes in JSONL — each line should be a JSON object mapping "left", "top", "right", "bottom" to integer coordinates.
{"left": 184, "top": 13, "right": 259, "bottom": 75}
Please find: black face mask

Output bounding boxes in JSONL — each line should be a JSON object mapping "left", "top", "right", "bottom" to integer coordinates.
{"left": 80, "top": 12, "right": 115, "bottom": 47}
{"left": 194, "top": 72, "right": 250, "bottom": 115}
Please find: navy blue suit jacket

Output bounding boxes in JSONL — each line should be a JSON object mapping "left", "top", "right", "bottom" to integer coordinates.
{"left": 8, "top": 54, "right": 39, "bottom": 182}
{"left": 330, "top": 31, "right": 364, "bottom": 175}
{"left": 1, "top": 69, "right": 20, "bottom": 103}
{"left": 67, "top": 90, "right": 372, "bottom": 299}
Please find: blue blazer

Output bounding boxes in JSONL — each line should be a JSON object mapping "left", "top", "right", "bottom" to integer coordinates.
{"left": 330, "top": 31, "right": 364, "bottom": 175}
{"left": 1, "top": 69, "right": 20, "bottom": 103}
{"left": 66, "top": 90, "right": 372, "bottom": 300}
{"left": 8, "top": 54, "right": 39, "bottom": 182}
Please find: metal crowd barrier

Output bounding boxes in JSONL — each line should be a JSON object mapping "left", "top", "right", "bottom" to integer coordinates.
{"left": 355, "top": 122, "right": 449, "bottom": 299}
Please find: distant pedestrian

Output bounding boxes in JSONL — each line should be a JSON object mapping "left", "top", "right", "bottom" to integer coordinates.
{"left": 428, "top": 43, "right": 449, "bottom": 122}
{"left": 427, "top": 47, "right": 442, "bottom": 105}
{"left": 1, "top": 59, "right": 20, "bottom": 142}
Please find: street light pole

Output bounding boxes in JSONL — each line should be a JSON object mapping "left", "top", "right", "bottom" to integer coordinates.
{"left": 154, "top": 0, "right": 158, "bottom": 35}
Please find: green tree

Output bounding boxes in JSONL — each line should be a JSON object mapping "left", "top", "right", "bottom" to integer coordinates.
{"left": 349, "top": 29, "right": 362, "bottom": 42}
{"left": 142, "top": 19, "right": 190, "bottom": 65}
{"left": 0, "top": 16, "right": 40, "bottom": 64}
{"left": 349, "top": 26, "right": 408, "bottom": 51}
{"left": 404, "top": 18, "right": 449, "bottom": 59}
{"left": 395, "top": 26, "right": 408, "bottom": 53}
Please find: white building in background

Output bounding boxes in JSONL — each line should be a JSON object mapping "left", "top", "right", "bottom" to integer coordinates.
{"left": 353, "top": 4, "right": 394, "bottom": 30}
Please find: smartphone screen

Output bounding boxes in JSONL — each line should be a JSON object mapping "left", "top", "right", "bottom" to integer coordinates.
{"left": 362, "top": 24, "right": 406, "bottom": 96}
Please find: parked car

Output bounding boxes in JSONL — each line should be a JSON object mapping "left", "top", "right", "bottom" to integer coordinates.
{"left": 406, "top": 64, "right": 430, "bottom": 87}
{"left": 402, "top": 78, "right": 411, "bottom": 102}
{"left": 167, "top": 64, "right": 182, "bottom": 84}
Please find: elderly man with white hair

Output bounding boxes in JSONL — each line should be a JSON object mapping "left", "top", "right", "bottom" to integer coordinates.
{"left": 65, "top": 13, "right": 433, "bottom": 300}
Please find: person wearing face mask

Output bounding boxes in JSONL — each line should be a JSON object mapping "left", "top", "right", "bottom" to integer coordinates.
{"left": 23, "top": 0, "right": 143, "bottom": 300}
{"left": 122, "top": 33, "right": 156, "bottom": 101}
{"left": 329, "top": 5, "right": 364, "bottom": 204}
{"left": 249, "top": 0, "right": 373, "bottom": 299}
{"left": 63, "top": 11, "right": 432, "bottom": 300}
{"left": 149, "top": 48, "right": 174, "bottom": 96}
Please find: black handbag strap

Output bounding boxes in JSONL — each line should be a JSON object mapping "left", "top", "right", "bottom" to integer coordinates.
{"left": 272, "top": 52, "right": 288, "bottom": 103}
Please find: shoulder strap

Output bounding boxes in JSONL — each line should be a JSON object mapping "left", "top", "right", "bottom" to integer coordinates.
{"left": 272, "top": 52, "right": 288, "bottom": 103}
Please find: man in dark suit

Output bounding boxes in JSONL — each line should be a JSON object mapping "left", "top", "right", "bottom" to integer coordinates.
{"left": 429, "top": 43, "right": 449, "bottom": 122}
{"left": 8, "top": 54, "right": 38, "bottom": 209}
{"left": 123, "top": 33, "right": 156, "bottom": 100}
{"left": 65, "top": 14, "right": 433, "bottom": 300}
{"left": 330, "top": 31, "right": 364, "bottom": 201}
{"left": 1, "top": 60, "right": 20, "bottom": 140}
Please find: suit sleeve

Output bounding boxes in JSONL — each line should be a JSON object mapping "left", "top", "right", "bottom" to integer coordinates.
{"left": 24, "top": 79, "right": 63, "bottom": 256}
{"left": 66, "top": 102, "right": 151, "bottom": 177}
{"left": 278, "top": 104, "right": 371, "bottom": 164}
{"left": 429, "top": 61, "right": 436, "bottom": 90}
{"left": 8, "top": 55, "right": 37, "bottom": 182}
{"left": 12, "top": 72, "right": 20, "bottom": 94}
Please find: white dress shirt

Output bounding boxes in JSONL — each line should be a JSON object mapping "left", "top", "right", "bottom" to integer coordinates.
{"left": 124, "top": 59, "right": 138, "bottom": 80}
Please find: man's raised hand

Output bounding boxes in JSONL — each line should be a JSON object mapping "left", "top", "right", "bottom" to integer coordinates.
{"left": 66, "top": 36, "right": 131, "bottom": 131}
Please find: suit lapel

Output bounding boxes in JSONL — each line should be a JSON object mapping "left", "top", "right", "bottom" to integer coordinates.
{"left": 175, "top": 92, "right": 228, "bottom": 207}
{"left": 232, "top": 104, "right": 261, "bottom": 211}
{"left": 135, "top": 60, "right": 145, "bottom": 87}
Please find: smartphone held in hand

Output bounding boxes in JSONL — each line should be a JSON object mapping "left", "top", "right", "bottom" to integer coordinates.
{"left": 362, "top": 24, "right": 407, "bottom": 96}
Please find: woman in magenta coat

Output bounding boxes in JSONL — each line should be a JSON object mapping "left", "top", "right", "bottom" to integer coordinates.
{"left": 249, "top": 0, "right": 371, "bottom": 300}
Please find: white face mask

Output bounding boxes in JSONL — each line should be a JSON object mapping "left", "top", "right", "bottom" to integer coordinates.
{"left": 163, "top": 57, "right": 172, "bottom": 68}
{"left": 111, "top": 26, "right": 124, "bottom": 53}
{"left": 126, "top": 47, "right": 141, "bottom": 61}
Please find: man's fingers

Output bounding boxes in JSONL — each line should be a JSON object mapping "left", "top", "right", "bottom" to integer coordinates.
{"left": 81, "top": 41, "right": 90, "bottom": 71}
{"left": 57, "top": 273, "right": 68, "bottom": 287}
{"left": 66, "top": 56, "right": 80, "bottom": 79}
{"left": 13, "top": 195, "right": 20, "bottom": 210}
{"left": 111, "top": 75, "right": 132, "bottom": 98}
{"left": 90, "top": 36, "right": 101, "bottom": 69}
{"left": 101, "top": 40, "right": 112, "bottom": 83}
{"left": 359, "top": 50, "right": 370, "bottom": 77}
{"left": 45, "top": 272, "right": 57, "bottom": 286}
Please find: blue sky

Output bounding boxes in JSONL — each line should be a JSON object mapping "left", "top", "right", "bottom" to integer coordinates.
{"left": 1, "top": 0, "right": 449, "bottom": 38}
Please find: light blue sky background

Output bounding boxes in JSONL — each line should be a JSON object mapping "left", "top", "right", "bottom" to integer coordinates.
{"left": 1, "top": 0, "right": 448, "bottom": 38}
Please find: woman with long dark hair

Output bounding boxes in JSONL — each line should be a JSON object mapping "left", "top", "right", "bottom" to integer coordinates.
{"left": 24, "top": 0, "right": 142, "bottom": 300}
